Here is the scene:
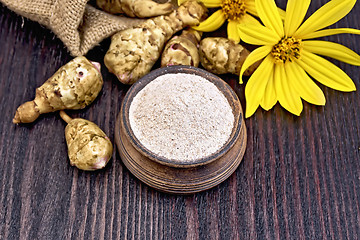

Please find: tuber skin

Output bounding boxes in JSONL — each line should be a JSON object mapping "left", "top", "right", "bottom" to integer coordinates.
{"left": 96, "top": 0, "right": 174, "bottom": 18}
{"left": 60, "top": 111, "right": 113, "bottom": 171}
{"left": 161, "top": 28, "right": 202, "bottom": 67}
{"left": 104, "top": 0, "right": 207, "bottom": 84}
{"left": 199, "top": 37, "right": 260, "bottom": 76}
{"left": 13, "top": 56, "right": 103, "bottom": 124}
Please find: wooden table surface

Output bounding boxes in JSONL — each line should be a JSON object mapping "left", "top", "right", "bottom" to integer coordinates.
{"left": 1, "top": 1, "right": 360, "bottom": 239}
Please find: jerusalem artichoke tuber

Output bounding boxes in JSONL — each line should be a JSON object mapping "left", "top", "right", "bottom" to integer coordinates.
{"left": 60, "top": 111, "right": 113, "bottom": 171}
{"left": 199, "top": 37, "right": 260, "bottom": 76}
{"left": 96, "top": 0, "right": 174, "bottom": 18}
{"left": 104, "top": 0, "right": 207, "bottom": 84}
{"left": 13, "top": 56, "right": 103, "bottom": 124}
{"left": 161, "top": 28, "right": 202, "bottom": 67}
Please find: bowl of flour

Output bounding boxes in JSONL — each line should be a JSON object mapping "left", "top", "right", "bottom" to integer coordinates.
{"left": 119, "top": 66, "right": 245, "bottom": 168}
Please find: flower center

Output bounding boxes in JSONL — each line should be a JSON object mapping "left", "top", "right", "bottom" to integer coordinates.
{"left": 221, "top": 0, "right": 246, "bottom": 21}
{"left": 271, "top": 37, "right": 302, "bottom": 64}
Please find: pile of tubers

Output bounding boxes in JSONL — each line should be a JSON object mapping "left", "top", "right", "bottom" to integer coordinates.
{"left": 102, "top": 0, "right": 259, "bottom": 84}
{"left": 14, "top": 0, "right": 260, "bottom": 172}
{"left": 14, "top": 56, "right": 113, "bottom": 171}
{"left": 104, "top": 0, "right": 207, "bottom": 84}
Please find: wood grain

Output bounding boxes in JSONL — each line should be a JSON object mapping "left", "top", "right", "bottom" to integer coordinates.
{"left": 1, "top": 1, "right": 360, "bottom": 239}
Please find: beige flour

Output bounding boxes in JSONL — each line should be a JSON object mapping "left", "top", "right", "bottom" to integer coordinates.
{"left": 129, "top": 73, "right": 234, "bottom": 163}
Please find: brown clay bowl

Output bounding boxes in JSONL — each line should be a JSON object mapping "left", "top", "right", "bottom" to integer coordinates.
{"left": 115, "top": 66, "right": 247, "bottom": 194}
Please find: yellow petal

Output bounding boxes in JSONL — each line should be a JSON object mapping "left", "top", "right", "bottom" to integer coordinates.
{"left": 294, "top": 0, "right": 357, "bottom": 38}
{"left": 245, "top": 1, "right": 257, "bottom": 16}
{"left": 245, "top": 55, "right": 274, "bottom": 118}
{"left": 286, "top": 61, "right": 326, "bottom": 105}
{"left": 244, "top": 0, "right": 285, "bottom": 19}
{"left": 238, "top": 22, "right": 280, "bottom": 46}
{"left": 227, "top": 20, "right": 240, "bottom": 43}
{"left": 301, "top": 28, "right": 360, "bottom": 40}
{"left": 197, "top": 0, "right": 222, "bottom": 8}
{"left": 277, "top": 7, "right": 286, "bottom": 20}
{"left": 239, "top": 13, "right": 261, "bottom": 25}
{"left": 235, "top": 14, "right": 261, "bottom": 43}
{"left": 303, "top": 40, "right": 360, "bottom": 66}
{"left": 284, "top": 0, "right": 310, "bottom": 36}
{"left": 274, "top": 63, "right": 303, "bottom": 116}
{"left": 255, "top": 0, "right": 284, "bottom": 38}
{"left": 260, "top": 68, "right": 277, "bottom": 111}
{"left": 239, "top": 45, "right": 272, "bottom": 83}
{"left": 296, "top": 50, "right": 356, "bottom": 92}
{"left": 192, "top": 10, "right": 226, "bottom": 32}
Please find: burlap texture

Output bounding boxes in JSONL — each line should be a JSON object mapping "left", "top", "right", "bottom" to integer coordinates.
{"left": 1, "top": 0, "right": 144, "bottom": 56}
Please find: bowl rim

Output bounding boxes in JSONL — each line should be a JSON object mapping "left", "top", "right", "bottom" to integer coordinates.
{"left": 120, "top": 65, "right": 243, "bottom": 168}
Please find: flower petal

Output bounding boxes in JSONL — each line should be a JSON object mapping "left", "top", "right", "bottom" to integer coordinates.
{"left": 227, "top": 13, "right": 268, "bottom": 43}
{"left": 238, "top": 22, "right": 280, "bottom": 46}
{"left": 260, "top": 68, "right": 277, "bottom": 111}
{"left": 286, "top": 61, "right": 326, "bottom": 105}
{"left": 245, "top": 0, "right": 257, "bottom": 16}
{"left": 284, "top": 0, "right": 310, "bottom": 36}
{"left": 236, "top": 14, "right": 261, "bottom": 42}
{"left": 239, "top": 13, "right": 261, "bottom": 24}
{"left": 227, "top": 20, "right": 240, "bottom": 43}
{"left": 255, "top": 0, "right": 284, "bottom": 37}
{"left": 274, "top": 63, "right": 303, "bottom": 116}
{"left": 192, "top": 10, "right": 226, "bottom": 32}
{"left": 301, "top": 28, "right": 360, "bottom": 39}
{"left": 240, "top": 0, "right": 286, "bottom": 19}
{"left": 277, "top": 7, "right": 286, "bottom": 20}
{"left": 245, "top": 55, "right": 274, "bottom": 118}
{"left": 296, "top": 50, "right": 356, "bottom": 92}
{"left": 294, "top": 0, "right": 357, "bottom": 38}
{"left": 303, "top": 40, "right": 360, "bottom": 66}
{"left": 239, "top": 45, "right": 272, "bottom": 83}
{"left": 197, "top": 0, "right": 222, "bottom": 8}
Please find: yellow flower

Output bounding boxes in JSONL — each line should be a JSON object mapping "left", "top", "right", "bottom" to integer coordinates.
{"left": 178, "top": 0, "right": 284, "bottom": 43}
{"left": 238, "top": 0, "right": 360, "bottom": 118}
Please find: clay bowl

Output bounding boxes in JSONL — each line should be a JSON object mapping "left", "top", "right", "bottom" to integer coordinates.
{"left": 115, "top": 66, "right": 247, "bottom": 194}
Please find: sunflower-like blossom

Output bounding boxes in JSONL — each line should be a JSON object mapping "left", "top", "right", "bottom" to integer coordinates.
{"left": 178, "top": 0, "right": 284, "bottom": 43}
{"left": 238, "top": 0, "right": 360, "bottom": 117}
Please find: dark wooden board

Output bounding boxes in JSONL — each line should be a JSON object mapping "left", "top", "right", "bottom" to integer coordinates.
{"left": 1, "top": 1, "right": 360, "bottom": 239}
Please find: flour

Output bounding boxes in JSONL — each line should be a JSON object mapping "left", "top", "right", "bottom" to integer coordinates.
{"left": 129, "top": 73, "right": 234, "bottom": 163}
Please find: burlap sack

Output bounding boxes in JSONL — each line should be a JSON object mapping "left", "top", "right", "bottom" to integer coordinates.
{"left": 1, "top": 0, "right": 144, "bottom": 56}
